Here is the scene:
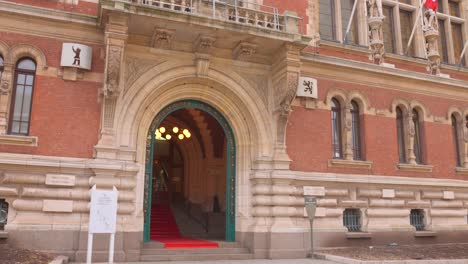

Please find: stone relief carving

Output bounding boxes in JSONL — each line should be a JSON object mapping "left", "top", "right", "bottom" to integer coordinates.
{"left": 233, "top": 68, "right": 269, "bottom": 108}
{"left": 151, "top": 28, "right": 175, "bottom": 49}
{"left": 124, "top": 57, "right": 163, "bottom": 94}
{"left": 193, "top": 35, "right": 216, "bottom": 54}
{"left": 0, "top": 80, "right": 10, "bottom": 95}
{"left": 367, "top": 0, "right": 385, "bottom": 65}
{"left": 278, "top": 72, "right": 299, "bottom": 115}
{"left": 233, "top": 42, "right": 257, "bottom": 60}
{"left": 103, "top": 46, "right": 122, "bottom": 97}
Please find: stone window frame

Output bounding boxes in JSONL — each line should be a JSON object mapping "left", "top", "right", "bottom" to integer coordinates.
{"left": 448, "top": 107, "right": 468, "bottom": 170}
{"left": 317, "top": 0, "right": 468, "bottom": 65}
{"left": 0, "top": 42, "right": 46, "bottom": 146}
{"left": 326, "top": 89, "right": 372, "bottom": 168}
{"left": 392, "top": 99, "right": 433, "bottom": 171}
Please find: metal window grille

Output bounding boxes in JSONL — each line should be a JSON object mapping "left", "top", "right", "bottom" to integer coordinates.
{"left": 0, "top": 199, "right": 8, "bottom": 230}
{"left": 343, "top": 209, "right": 361, "bottom": 232}
{"left": 410, "top": 209, "right": 425, "bottom": 231}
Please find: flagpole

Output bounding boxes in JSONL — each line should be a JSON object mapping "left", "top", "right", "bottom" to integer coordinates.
{"left": 405, "top": 0, "right": 426, "bottom": 56}
{"left": 343, "top": 0, "right": 359, "bottom": 44}
{"left": 457, "top": 40, "right": 468, "bottom": 68}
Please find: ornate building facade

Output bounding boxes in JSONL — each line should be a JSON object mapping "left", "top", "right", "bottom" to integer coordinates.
{"left": 0, "top": 0, "right": 467, "bottom": 261}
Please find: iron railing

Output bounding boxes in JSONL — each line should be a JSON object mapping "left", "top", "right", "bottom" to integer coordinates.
{"left": 117, "top": 0, "right": 292, "bottom": 32}
{"left": 343, "top": 209, "right": 361, "bottom": 232}
{"left": 410, "top": 209, "right": 425, "bottom": 231}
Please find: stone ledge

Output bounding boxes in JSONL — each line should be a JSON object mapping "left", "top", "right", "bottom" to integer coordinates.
{"left": 397, "top": 163, "right": 433, "bottom": 173}
{"left": 328, "top": 159, "right": 373, "bottom": 169}
{"left": 414, "top": 231, "right": 437, "bottom": 237}
{"left": 0, "top": 231, "right": 8, "bottom": 239}
{"left": 346, "top": 232, "right": 372, "bottom": 239}
{"left": 455, "top": 167, "right": 468, "bottom": 174}
{"left": 0, "top": 134, "right": 38, "bottom": 147}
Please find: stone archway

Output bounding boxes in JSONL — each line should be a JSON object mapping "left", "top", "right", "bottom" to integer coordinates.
{"left": 143, "top": 100, "right": 236, "bottom": 242}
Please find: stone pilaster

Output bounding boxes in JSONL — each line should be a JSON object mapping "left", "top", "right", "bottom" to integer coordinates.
{"left": 96, "top": 14, "right": 128, "bottom": 158}
{"left": 0, "top": 62, "right": 13, "bottom": 134}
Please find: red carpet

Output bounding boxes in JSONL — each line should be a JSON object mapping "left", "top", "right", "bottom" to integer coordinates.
{"left": 150, "top": 204, "right": 219, "bottom": 249}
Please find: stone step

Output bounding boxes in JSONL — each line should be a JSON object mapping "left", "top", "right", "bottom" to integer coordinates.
{"left": 142, "top": 241, "right": 242, "bottom": 249}
{"left": 140, "top": 247, "right": 249, "bottom": 255}
{"left": 140, "top": 253, "right": 253, "bottom": 261}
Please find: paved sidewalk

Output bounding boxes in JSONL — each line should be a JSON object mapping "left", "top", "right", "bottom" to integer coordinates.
{"left": 72, "top": 259, "right": 339, "bottom": 264}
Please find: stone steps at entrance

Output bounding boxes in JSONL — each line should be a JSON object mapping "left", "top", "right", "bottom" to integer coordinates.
{"left": 140, "top": 241, "right": 252, "bottom": 261}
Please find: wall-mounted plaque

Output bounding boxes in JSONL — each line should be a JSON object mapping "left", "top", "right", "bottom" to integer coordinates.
{"left": 297, "top": 76, "right": 318, "bottom": 99}
{"left": 60, "top": 43, "right": 93, "bottom": 70}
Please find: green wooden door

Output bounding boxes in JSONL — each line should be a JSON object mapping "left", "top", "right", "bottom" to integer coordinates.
{"left": 143, "top": 100, "right": 236, "bottom": 242}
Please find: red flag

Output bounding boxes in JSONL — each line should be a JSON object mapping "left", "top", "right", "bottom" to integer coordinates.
{"left": 424, "top": 0, "right": 438, "bottom": 12}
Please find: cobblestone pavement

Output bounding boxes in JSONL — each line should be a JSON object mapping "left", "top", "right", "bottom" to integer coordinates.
{"left": 72, "top": 259, "right": 339, "bottom": 264}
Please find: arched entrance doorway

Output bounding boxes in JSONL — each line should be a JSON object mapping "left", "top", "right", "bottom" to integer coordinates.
{"left": 143, "top": 100, "right": 236, "bottom": 246}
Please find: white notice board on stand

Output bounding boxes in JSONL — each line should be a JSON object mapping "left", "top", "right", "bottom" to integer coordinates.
{"left": 87, "top": 185, "right": 118, "bottom": 264}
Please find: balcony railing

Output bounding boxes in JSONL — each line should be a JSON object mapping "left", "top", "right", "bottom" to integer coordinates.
{"left": 115, "top": 0, "right": 302, "bottom": 33}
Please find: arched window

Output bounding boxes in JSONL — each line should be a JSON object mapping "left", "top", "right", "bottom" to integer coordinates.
{"left": 396, "top": 107, "right": 406, "bottom": 163}
{"left": 331, "top": 98, "right": 343, "bottom": 159}
{"left": 350, "top": 100, "right": 362, "bottom": 160}
{"left": 8, "top": 58, "right": 36, "bottom": 135}
{"left": 0, "top": 56, "right": 4, "bottom": 81}
{"left": 452, "top": 114, "right": 462, "bottom": 167}
{"left": 412, "top": 109, "right": 423, "bottom": 164}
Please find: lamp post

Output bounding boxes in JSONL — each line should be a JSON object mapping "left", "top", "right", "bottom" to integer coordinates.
{"left": 304, "top": 196, "right": 317, "bottom": 258}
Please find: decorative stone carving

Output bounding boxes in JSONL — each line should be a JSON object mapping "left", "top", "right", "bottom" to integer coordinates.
{"left": 193, "top": 35, "right": 216, "bottom": 54}
{"left": 279, "top": 72, "right": 299, "bottom": 116}
{"left": 193, "top": 35, "right": 216, "bottom": 77}
{"left": 423, "top": 9, "right": 441, "bottom": 75}
{"left": 0, "top": 80, "right": 10, "bottom": 95}
{"left": 367, "top": 0, "right": 385, "bottom": 65}
{"left": 233, "top": 41, "right": 257, "bottom": 60}
{"left": 151, "top": 28, "right": 174, "bottom": 49}
{"left": 124, "top": 57, "right": 162, "bottom": 94}
{"left": 103, "top": 46, "right": 123, "bottom": 97}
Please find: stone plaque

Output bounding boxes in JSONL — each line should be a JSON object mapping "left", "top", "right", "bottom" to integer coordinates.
{"left": 443, "top": 191, "right": 455, "bottom": 200}
{"left": 45, "top": 174, "right": 76, "bottom": 187}
{"left": 382, "top": 189, "right": 395, "bottom": 198}
{"left": 303, "top": 186, "right": 325, "bottom": 197}
{"left": 297, "top": 76, "right": 318, "bottom": 99}
{"left": 43, "top": 200, "right": 73, "bottom": 212}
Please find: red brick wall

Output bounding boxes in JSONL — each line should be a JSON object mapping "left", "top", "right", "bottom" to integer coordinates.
{"left": 4, "top": 0, "right": 98, "bottom": 16}
{"left": 0, "top": 32, "right": 103, "bottom": 158}
{"left": 287, "top": 77, "right": 468, "bottom": 180}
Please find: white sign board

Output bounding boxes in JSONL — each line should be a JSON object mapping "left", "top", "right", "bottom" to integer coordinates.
{"left": 297, "top": 76, "right": 318, "bottom": 99}
{"left": 89, "top": 187, "right": 118, "bottom": 234}
{"left": 61, "top": 43, "right": 93, "bottom": 70}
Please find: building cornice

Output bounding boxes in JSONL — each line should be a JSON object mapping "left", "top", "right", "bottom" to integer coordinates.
{"left": 0, "top": 0, "right": 98, "bottom": 26}
{"left": 301, "top": 53, "right": 468, "bottom": 90}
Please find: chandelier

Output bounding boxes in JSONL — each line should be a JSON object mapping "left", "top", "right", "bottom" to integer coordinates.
{"left": 155, "top": 126, "right": 191, "bottom": 141}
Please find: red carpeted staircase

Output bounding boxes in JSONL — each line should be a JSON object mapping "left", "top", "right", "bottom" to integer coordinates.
{"left": 150, "top": 203, "right": 218, "bottom": 249}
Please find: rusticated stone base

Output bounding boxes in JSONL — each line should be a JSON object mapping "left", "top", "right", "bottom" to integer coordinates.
{"left": 238, "top": 231, "right": 309, "bottom": 259}
{"left": 5, "top": 229, "right": 141, "bottom": 262}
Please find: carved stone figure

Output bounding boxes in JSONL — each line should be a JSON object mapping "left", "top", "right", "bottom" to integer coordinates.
{"left": 422, "top": 9, "right": 441, "bottom": 75}
{"left": 0, "top": 80, "right": 9, "bottom": 95}
{"left": 152, "top": 29, "right": 174, "bottom": 49}
{"left": 367, "top": 0, "right": 383, "bottom": 18}
{"left": 104, "top": 46, "right": 122, "bottom": 97}
{"left": 279, "top": 73, "right": 298, "bottom": 115}
{"left": 423, "top": 9, "right": 438, "bottom": 32}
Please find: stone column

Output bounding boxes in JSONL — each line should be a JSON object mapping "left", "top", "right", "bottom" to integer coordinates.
{"left": 407, "top": 111, "right": 417, "bottom": 165}
{"left": 344, "top": 102, "right": 354, "bottom": 160}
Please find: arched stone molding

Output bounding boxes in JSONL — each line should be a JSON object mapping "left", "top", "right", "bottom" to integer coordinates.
{"left": 8, "top": 44, "right": 47, "bottom": 72}
{"left": 409, "top": 100, "right": 430, "bottom": 122}
{"left": 112, "top": 64, "right": 274, "bottom": 234}
{"left": 448, "top": 107, "right": 468, "bottom": 168}
{"left": 391, "top": 98, "right": 411, "bottom": 117}
{"left": 448, "top": 106, "right": 464, "bottom": 121}
{"left": 0, "top": 41, "right": 9, "bottom": 60}
{"left": 324, "top": 88, "right": 347, "bottom": 110}
{"left": 347, "top": 90, "right": 372, "bottom": 114}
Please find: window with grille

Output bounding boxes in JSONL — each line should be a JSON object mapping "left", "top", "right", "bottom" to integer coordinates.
{"left": 412, "top": 109, "right": 423, "bottom": 164}
{"left": 351, "top": 100, "right": 362, "bottom": 160}
{"left": 0, "top": 199, "right": 8, "bottom": 230}
{"left": 341, "top": 0, "right": 358, "bottom": 44}
{"left": 9, "top": 58, "right": 36, "bottom": 135}
{"left": 331, "top": 98, "right": 343, "bottom": 159}
{"left": 452, "top": 114, "right": 462, "bottom": 167}
{"left": 396, "top": 107, "right": 406, "bottom": 163}
{"left": 382, "top": 5, "right": 396, "bottom": 54}
{"left": 343, "top": 209, "right": 361, "bottom": 232}
{"left": 319, "top": 0, "right": 336, "bottom": 41}
{"left": 410, "top": 209, "right": 425, "bottom": 231}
